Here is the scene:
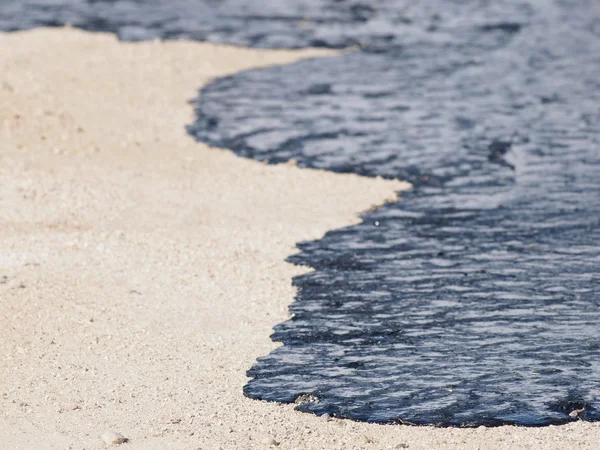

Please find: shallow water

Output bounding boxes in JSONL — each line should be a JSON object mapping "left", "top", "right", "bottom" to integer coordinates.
{"left": 4, "top": 0, "right": 600, "bottom": 426}
{"left": 2, "top": 0, "right": 526, "bottom": 48}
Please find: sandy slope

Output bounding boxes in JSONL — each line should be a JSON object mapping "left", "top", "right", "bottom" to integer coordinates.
{"left": 0, "top": 28, "right": 599, "bottom": 449}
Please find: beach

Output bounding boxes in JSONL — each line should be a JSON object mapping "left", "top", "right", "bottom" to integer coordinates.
{"left": 1, "top": 27, "right": 599, "bottom": 449}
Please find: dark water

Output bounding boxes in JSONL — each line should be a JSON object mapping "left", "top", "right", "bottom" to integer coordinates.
{"left": 1, "top": 0, "right": 526, "bottom": 48}
{"left": 4, "top": 0, "right": 600, "bottom": 427}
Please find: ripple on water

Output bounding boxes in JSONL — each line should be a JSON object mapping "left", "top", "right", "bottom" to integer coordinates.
{"left": 4, "top": 0, "right": 600, "bottom": 426}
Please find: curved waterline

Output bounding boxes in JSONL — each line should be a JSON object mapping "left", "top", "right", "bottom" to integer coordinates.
{"left": 4, "top": 0, "right": 600, "bottom": 426}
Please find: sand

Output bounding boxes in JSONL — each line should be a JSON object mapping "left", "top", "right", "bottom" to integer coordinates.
{"left": 0, "top": 27, "right": 599, "bottom": 449}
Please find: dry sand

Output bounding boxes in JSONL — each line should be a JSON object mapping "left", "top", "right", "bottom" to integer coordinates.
{"left": 0, "top": 27, "right": 599, "bottom": 449}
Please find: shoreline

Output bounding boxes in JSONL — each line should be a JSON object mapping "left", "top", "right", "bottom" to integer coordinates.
{"left": 1, "top": 28, "right": 599, "bottom": 449}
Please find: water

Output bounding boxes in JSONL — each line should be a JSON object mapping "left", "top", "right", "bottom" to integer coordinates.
{"left": 4, "top": 0, "right": 600, "bottom": 426}
{"left": 2, "top": 0, "right": 525, "bottom": 48}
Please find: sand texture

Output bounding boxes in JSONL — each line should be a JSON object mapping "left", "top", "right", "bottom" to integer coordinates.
{"left": 1, "top": 28, "right": 599, "bottom": 449}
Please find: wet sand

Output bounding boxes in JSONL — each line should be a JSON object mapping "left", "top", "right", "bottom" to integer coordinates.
{"left": 1, "top": 28, "right": 599, "bottom": 449}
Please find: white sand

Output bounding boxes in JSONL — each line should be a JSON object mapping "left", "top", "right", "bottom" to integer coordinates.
{"left": 0, "top": 28, "right": 599, "bottom": 449}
